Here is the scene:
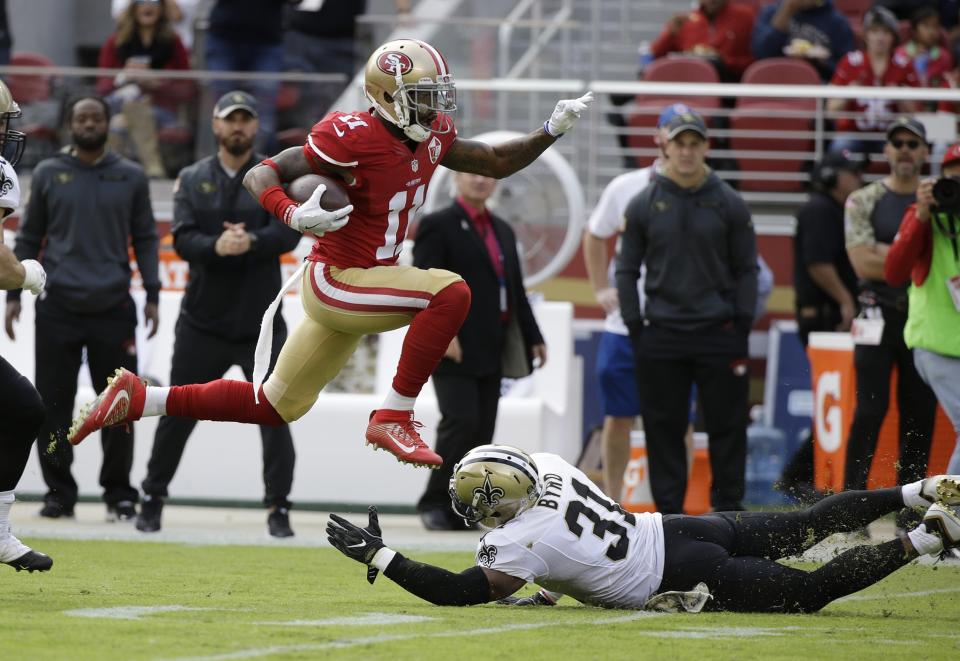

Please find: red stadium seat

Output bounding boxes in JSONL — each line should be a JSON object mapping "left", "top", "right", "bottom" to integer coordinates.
{"left": 730, "top": 58, "right": 820, "bottom": 192}
{"left": 626, "top": 57, "right": 721, "bottom": 167}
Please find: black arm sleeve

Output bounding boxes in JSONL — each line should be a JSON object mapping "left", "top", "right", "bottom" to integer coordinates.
{"left": 383, "top": 553, "right": 492, "bottom": 606}
{"left": 615, "top": 190, "right": 648, "bottom": 328}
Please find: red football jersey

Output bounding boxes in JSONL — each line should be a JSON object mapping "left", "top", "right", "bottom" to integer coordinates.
{"left": 830, "top": 50, "right": 919, "bottom": 132}
{"left": 302, "top": 109, "right": 458, "bottom": 268}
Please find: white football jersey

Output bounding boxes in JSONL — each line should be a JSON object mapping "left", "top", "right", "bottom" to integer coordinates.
{"left": 586, "top": 166, "right": 654, "bottom": 335}
{"left": 0, "top": 156, "right": 21, "bottom": 218}
{"left": 476, "top": 453, "right": 664, "bottom": 609}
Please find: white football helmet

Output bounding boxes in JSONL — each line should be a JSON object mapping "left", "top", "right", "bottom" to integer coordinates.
{"left": 449, "top": 445, "right": 541, "bottom": 528}
{"left": 0, "top": 80, "right": 25, "bottom": 166}
{"left": 363, "top": 38, "right": 457, "bottom": 143}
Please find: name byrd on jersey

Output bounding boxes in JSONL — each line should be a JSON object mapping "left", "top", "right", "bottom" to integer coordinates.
{"left": 476, "top": 453, "right": 666, "bottom": 609}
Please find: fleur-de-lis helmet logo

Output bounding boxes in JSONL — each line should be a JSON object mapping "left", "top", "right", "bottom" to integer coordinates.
{"left": 473, "top": 473, "right": 504, "bottom": 508}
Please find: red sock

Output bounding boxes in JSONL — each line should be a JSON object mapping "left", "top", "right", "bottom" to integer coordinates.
{"left": 392, "top": 280, "right": 471, "bottom": 397}
{"left": 165, "top": 379, "right": 286, "bottom": 426}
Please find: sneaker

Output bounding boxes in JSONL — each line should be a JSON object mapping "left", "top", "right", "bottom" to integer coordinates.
{"left": 267, "top": 507, "right": 294, "bottom": 538}
{"left": 0, "top": 527, "right": 52, "bottom": 572}
{"left": 365, "top": 409, "right": 442, "bottom": 468}
{"left": 38, "top": 502, "right": 74, "bottom": 519}
{"left": 106, "top": 500, "right": 137, "bottom": 522}
{"left": 919, "top": 475, "right": 960, "bottom": 506}
{"left": 136, "top": 496, "right": 163, "bottom": 533}
{"left": 67, "top": 368, "right": 146, "bottom": 446}
{"left": 923, "top": 503, "right": 960, "bottom": 552}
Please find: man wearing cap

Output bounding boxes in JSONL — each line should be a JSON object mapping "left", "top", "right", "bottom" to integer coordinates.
{"left": 616, "top": 110, "right": 758, "bottom": 514}
{"left": 827, "top": 6, "right": 919, "bottom": 157}
{"left": 777, "top": 150, "right": 863, "bottom": 503}
{"left": 885, "top": 142, "right": 960, "bottom": 478}
{"left": 843, "top": 116, "right": 937, "bottom": 513}
{"left": 135, "top": 91, "right": 302, "bottom": 537}
{"left": 583, "top": 103, "right": 685, "bottom": 503}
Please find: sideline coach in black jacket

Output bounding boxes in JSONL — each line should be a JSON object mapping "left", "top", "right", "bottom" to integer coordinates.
{"left": 616, "top": 111, "right": 758, "bottom": 514}
{"left": 413, "top": 172, "right": 545, "bottom": 530}
{"left": 137, "top": 92, "right": 301, "bottom": 538}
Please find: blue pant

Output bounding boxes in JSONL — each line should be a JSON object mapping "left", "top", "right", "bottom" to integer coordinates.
{"left": 205, "top": 34, "right": 283, "bottom": 153}
{"left": 914, "top": 347, "right": 960, "bottom": 473}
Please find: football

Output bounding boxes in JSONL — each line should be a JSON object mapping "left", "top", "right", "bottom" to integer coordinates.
{"left": 287, "top": 173, "right": 351, "bottom": 210}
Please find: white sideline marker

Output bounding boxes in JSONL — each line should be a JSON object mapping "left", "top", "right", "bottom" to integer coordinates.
{"left": 256, "top": 613, "right": 435, "bottom": 626}
{"left": 66, "top": 605, "right": 223, "bottom": 621}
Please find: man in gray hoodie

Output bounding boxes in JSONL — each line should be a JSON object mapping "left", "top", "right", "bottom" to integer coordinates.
{"left": 5, "top": 96, "right": 160, "bottom": 521}
{"left": 616, "top": 110, "right": 758, "bottom": 515}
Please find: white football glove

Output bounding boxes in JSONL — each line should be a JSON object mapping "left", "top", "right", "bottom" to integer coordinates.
{"left": 545, "top": 91, "right": 594, "bottom": 137}
{"left": 288, "top": 184, "right": 353, "bottom": 236}
{"left": 20, "top": 259, "right": 45, "bottom": 296}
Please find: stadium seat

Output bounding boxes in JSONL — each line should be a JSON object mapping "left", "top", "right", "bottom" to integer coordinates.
{"left": 626, "top": 57, "right": 721, "bottom": 167}
{"left": 5, "top": 52, "right": 59, "bottom": 165}
{"left": 730, "top": 58, "right": 820, "bottom": 192}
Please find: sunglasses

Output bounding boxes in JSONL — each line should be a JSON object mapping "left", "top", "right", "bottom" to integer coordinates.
{"left": 889, "top": 138, "right": 922, "bottom": 150}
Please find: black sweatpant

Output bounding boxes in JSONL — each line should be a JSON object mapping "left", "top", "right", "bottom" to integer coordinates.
{"left": 141, "top": 319, "right": 295, "bottom": 508}
{"left": 417, "top": 371, "right": 501, "bottom": 512}
{"left": 657, "top": 487, "right": 911, "bottom": 612}
{"left": 35, "top": 296, "right": 139, "bottom": 508}
{"left": 0, "top": 355, "right": 46, "bottom": 491}
{"left": 636, "top": 329, "right": 750, "bottom": 514}
{"left": 845, "top": 306, "right": 937, "bottom": 490}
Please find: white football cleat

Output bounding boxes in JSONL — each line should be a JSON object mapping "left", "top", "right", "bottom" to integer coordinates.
{"left": 923, "top": 503, "right": 960, "bottom": 553}
{"left": 919, "top": 475, "right": 960, "bottom": 506}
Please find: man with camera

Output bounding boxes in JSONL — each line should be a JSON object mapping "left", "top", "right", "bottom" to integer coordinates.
{"left": 886, "top": 143, "right": 960, "bottom": 476}
{"left": 843, "top": 116, "right": 937, "bottom": 512}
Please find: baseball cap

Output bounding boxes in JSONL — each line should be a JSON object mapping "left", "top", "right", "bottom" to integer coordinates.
{"left": 664, "top": 110, "right": 708, "bottom": 140}
{"left": 213, "top": 90, "right": 258, "bottom": 119}
{"left": 657, "top": 103, "right": 693, "bottom": 128}
{"left": 885, "top": 116, "right": 926, "bottom": 141}
{"left": 811, "top": 151, "right": 861, "bottom": 189}
{"left": 942, "top": 142, "right": 960, "bottom": 168}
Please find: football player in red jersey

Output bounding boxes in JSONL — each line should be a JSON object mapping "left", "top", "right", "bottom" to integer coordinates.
{"left": 67, "top": 38, "right": 592, "bottom": 470}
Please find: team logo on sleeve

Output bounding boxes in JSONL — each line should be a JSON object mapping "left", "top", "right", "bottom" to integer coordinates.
{"left": 428, "top": 136, "right": 442, "bottom": 164}
{"left": 474, "top": 474, "right": 504, "bottom": 508}
{"left": 0, "top": 168, "right": 12, "bottom": 196}
{"left": 377, "top": 52, "right": 413, "bottom": 76}
{"left": 477, "top": 541, "right": 498, "bottom": 568}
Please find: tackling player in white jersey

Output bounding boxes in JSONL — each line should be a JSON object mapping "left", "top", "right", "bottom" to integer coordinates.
{"left": 329, "top": 444, "right": 960, "bottom": 612}
{"left": 0, "top": 79, "right": 52, "bottom": 572}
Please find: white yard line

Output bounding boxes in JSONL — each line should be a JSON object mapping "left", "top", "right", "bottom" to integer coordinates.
{"left": 836, "top": 587, "right": 960, "bottom": 603}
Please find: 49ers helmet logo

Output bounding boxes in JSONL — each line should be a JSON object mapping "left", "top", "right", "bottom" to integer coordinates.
{"left": 377, "top": 52, "right": 413, "bottom": 76}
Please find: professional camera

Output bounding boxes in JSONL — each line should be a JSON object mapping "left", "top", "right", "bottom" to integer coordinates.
{"left": 932, "top": 177, "right": 960, "bottom": 213}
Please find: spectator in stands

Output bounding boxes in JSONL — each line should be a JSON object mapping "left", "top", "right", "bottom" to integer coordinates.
{"left": 649, "top": 0, "right": 756, "bottom": 81}
{"left": 886, "top": 142, "right": 960, "bottom": 474}
{"left": 412, "top": 171, "right": 546, "bottom": 531}
{"left": 205, "top": 0, "right": 295, "bottom": 153}
{"left": 895, "top": 6, "right": 954, "bottom": 91}
{"left": 844, "top": 116, "right": 938, "bottom": 520}
{"left": 6, "top": 96, "right": 160, "bottom": 522}
{"left": 283, "top": 1, "right": 410, "bottom": 131}
{"left": 751, "top": 0, "right": 855, "bottom": 80}
{"left": 777, "top": 151, "right": 862, "bottom": 503}
{"left": 827, "top": 6, "right": 919, "bottom": 159}
{"left": 112, "top": 0, "right": 203, "bottom": 54}
{"left": 616, "top": 110, "right": 758, "bottom": 514}
{"left": 98, "top": 0, "right": 192, "bottom": 178}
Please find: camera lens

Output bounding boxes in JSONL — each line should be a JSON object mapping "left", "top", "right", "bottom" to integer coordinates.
{"left": 932, "top": 178, "right": 960, "bottom": 210}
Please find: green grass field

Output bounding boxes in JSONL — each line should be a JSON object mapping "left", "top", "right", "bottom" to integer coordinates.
{"left": 4, "top": 538, "right": 959, "bottom": 661}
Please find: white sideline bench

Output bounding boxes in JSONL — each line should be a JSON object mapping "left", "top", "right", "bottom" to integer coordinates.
{"left": 8, "top": 292, "right": 582, "bottom": 507}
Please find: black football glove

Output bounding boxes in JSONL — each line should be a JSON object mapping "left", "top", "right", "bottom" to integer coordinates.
{"left": 496, "top": 590, "right": 556, "bottom": 607}
{"left": 327, "top": 506, "right": 385, "bottom": 584}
